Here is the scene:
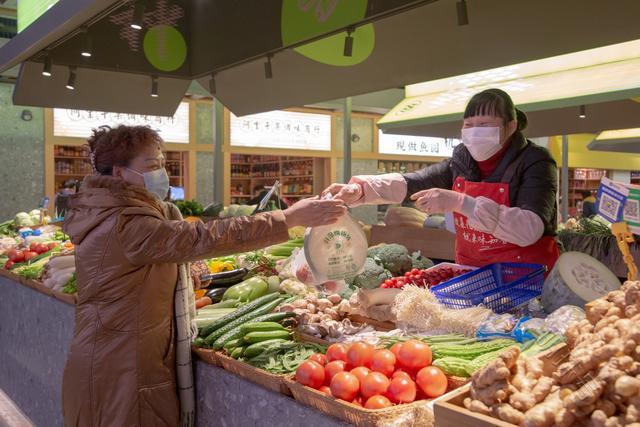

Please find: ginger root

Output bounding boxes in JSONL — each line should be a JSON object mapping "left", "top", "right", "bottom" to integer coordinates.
{"left": 463, "top": 398, "right": 491, "bottom": 416}
{"left": 555, "top": 344, "right": 618, "bottom": 385}
{"left": 615, "top": 375, "right": 640, "bottom": 397}
{"left": 522, "top": 391, "right": 563, "bottom": 427}
{"left": 492, "top": 403, "right": 524, "bottom": 425}
{"left": 470, "top": 379, "right": 510, "bottom": 406}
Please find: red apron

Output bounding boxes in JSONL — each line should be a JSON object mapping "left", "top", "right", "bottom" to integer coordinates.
{"left": 452, "top": 176, "right": 559, "bottom": 272}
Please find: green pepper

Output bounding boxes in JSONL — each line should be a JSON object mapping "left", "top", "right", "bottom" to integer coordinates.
{"left": 221, "top": 276, "right": 269, "bottom": 304}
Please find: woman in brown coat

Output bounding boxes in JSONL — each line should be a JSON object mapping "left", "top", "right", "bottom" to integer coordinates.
{"left": 61, "top": 125, "right": 346, "bottom": 426}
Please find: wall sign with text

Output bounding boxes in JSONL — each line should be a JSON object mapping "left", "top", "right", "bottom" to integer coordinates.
{"left": 230, "top": 110, "right": 331, "bottom": 151}
{"left": 378, "top": 131, "right": 460, "bottom": 157}
{"left": 53, "top": 102, "right": 190, "bottom": 144}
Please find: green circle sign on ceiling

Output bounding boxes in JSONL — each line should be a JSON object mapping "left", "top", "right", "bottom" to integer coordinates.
{"left": 281, "top": 0, "right": 375, "bottom": 67}
{"left": 143, "top": 25, "right": 187, "bottom": 72}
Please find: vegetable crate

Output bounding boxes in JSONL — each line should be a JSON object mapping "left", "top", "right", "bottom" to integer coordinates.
{"left": 433, "top": 344, "right": 567, "bottom": 427}
{"left": 431, "top": 263, "right": 546, "bottom": 313}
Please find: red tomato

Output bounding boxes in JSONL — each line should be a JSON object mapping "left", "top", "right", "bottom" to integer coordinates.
{"left": 346, "top": 342, "right": 374, "bottom": 368}
{"left": 392, "top": 369, "right": 413, "bottom": 381}
{"left": 324, "top": 360, "right": 346, "bottom": 384}
{"left": 23, "top": 251, "right": 38, "bottom": 261}
{"left": 360, "top": 372, "right": 390, "bottom": 399}
{"left": 296, "top": 360, "right": 325, "bottom": 389}
{"left": 29, "top": 243, "right": 38, "bottom": 252}
{"left": 365, "top": 395, "right": 393, "bottom": 410}
{"left": 309, "top": 353, "right": 328, "bottom": 366}
{"left": 326, "top": 343, "right": 348, "bottom": 363}
{"left": 8, "top": 250, "right": 24, "bottom": 263}
{"left": 47, "top": 242, "right": 58, "bottom": 250}
{"left": 370, "top": 349, "right": 396, "bottom": 377}
{"left": 416, "top": 366, "right": 448, "bottom": 398}
{"left": 318, "top": 386, "right": 332, "bottom": 397}
{"left": 397, "top": 340, "right": 432, "bottom": 370}
{"left": 330, "top": 372, "right": 360, "bottom": 402}
{"left": 351, "top": 396, "right": 364, "bottom": 407}
{"left": 350, "top": 366, "right": 370, "bottom": 385}
{"left": 4, "top": 260, "right": 14, "bottom": 270}
{"left": 390, "top": 343, "right": 403, "bottom": 360}
{"left": 386, "top": 377, "right": 417, "bottom": 404}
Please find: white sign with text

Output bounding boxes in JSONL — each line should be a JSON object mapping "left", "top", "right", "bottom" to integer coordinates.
{"left": 379, "top": 131, "right": 460, "bottom": 157}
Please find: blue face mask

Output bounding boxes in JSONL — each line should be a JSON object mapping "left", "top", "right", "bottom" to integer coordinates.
{"left": 127, "top": 167, "right": 170, "bottom": 200}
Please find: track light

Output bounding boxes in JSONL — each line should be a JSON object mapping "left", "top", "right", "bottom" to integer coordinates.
{"left": 66, "top": 67, "right": 76, "bottom": 90}
{"left": 151, "top": 75, "right": 158, "bottom": 97}
{"left": 80, "top": 27, "right": 92, "bottom": 58}
{"left": 457, "top": 0, "right": 469, "bottom": 26}
{"left": 343, "top": 27, "right": 354, "bottom": 57}
{"left": 131, "top": 0, "right": 146, "bottom": 30}
{"left": 264, "top": 55, "right": 273, "bottom": 79}
{"left": 209, "top": 73, "right": 216, "bottom": 95}
{"left": 579, "top": 105, "right": 586, "bottom": 119}
{"left": 42, "top": 54, "right": 52, "bottom": 77}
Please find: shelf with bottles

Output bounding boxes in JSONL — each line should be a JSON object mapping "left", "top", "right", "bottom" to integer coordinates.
{"left": 561, "top": 167, "right": 607, "bottom": 212}
{"left": 377, "top": 160, "right": 434, "bottom": 174}
{"left": 54, "top": 145, "right": 92, "bottom": 177}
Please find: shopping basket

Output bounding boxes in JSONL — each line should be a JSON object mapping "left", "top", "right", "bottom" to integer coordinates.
{"left": 431, "top": 263, "right": 546, "bottom": 313}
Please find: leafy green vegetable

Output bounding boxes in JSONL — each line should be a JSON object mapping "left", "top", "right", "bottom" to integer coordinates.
{"left": 351, "top": 258, "right": 392, "bottom": 289}
{"left": 63, "top": 273, "right": 77, "bottom": 294}
{"left": 246, "top": 341, "right": 327, "bottom": 374}
{"left": 367, "top": 243, "right": 412, "bottom": 275}
{"left": 175, "top": 200, "right": 204, "bottom": 217}
{"left": 0, "top": 220, "right": 17, "bottom": 237}
{"left": 53, "top": 230, "right": 69, "bottom": 242}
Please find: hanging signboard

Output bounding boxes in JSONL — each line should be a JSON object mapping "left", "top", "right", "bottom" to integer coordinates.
{"left": 53, "top": 102, "right": 190, "bottom": 143}
{"left": 378, "top": 131, "right": 461, "bottom": 157}
{"left": 230, "top": 110, "right": 331, "bottom": 151}
{"left": 595, "top": 177, "right": 640, "bottom": 234}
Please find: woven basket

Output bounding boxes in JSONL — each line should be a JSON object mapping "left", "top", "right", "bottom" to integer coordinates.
{"left": 217, "top": 352, "right": 292, "bottom": 396}
{"left": 347, "top": 314, "right": 396, "bottom": 331}
{"left": 193, "top": 348, "right": 222, "bottom": 367}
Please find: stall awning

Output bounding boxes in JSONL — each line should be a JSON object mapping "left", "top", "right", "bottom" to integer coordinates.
{"left": 2, "top": 0, "right": 640, "bottom": 116}
{"left": 379, "top": 39, "right": 640, "bottom": 138}
{"left": 588, "top": 128, "right": 640, "bottom": 154}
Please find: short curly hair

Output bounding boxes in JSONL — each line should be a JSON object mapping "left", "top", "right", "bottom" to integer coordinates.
{"left": 87, "top": 125, "right": 164, "bottom": 175}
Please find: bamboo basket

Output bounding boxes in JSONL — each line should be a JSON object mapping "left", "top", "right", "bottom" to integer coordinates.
{"left": 192, "top": 347, "right": 222, "bottom": 367}
{"left": 216, "top": 352, "right": 292, "bottom": 396}
{"left": 347, "top": 314, "right": 396, "bottom": 331}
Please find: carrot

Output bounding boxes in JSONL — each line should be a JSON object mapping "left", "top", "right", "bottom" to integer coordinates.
{"left": 195, "top": 289, "right": 206, "bottom": 299}
{"left": 196, "top": 296, "right": 212, "bottom": 309}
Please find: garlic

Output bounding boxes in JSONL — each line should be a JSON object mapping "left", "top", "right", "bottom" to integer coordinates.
{"left": 317, "top": 298, "right": 333, "bottom": 311}
{"left": 327, "top": 294, "right": 342, "bottom": 305}
{"left": 307, "top": 303, "right": 317, "bottom": 314}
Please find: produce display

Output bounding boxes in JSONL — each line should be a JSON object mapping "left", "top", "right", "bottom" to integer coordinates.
{"left": 380, "top": 265, "right": 473, "bottom": 289}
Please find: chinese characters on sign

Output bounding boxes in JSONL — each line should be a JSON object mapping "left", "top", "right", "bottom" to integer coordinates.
{"left": 454, "top": 215, "right": 507, "bottom": 247}
{"left": 230, "top": 110, "right": 331, "bottom": 151}
{"left": 53, "top": 103, "right": 190, "bottom": 143}
{"left": 378, "top": 131, "right": 461, "bottom": 157}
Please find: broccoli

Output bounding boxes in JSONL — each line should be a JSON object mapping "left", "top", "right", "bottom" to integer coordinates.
{"left": 367, "top": 243, "right": 412, "bottom": 276}
{"left": 351, "top": 258, "right": 393, "bottom": 289}
{"left": 411, "top": 251, "right": 434, "bottom": 270}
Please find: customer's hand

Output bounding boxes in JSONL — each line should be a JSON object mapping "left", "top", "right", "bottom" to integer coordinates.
{"left": 322, "top": 183, "right": 363, "bottom": 205}
{"left": 283, "top": 197, "right": 347, "bottom": 228}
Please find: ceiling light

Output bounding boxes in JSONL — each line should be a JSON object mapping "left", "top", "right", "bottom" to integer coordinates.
{"left": 457, "top": 0, "right": 469, "bottom": 26}
{"left": 209, "top": 73, "right": 216, "bottom": 95}
{"left": 579, "top": 105, "right": 586, "bottom": 119}
{"left": 131, "top": 0, "right": 146, "bottom": 30}
{"left": 151, "top": 75, "right": 158, "bottom": 97}
{"left": 66, "top": 67, "right": 76, "bottom": 90}
{"left": 343, "top": 27, "right": 354, "bottom": 57}
{"left": 264, "top": 55, "right": 273, "bottom": 79}
{"left": 80, "top": 27, "right": 92, "bottom": 58}
{"left": 42, "top": 54, "right": 52, "bottom": 77}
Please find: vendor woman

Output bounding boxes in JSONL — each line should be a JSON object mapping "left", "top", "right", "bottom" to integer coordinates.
{"left": 324, "top": 88, "right": 559, "bottom": 271}
{"left": 62, "top": 125, "right": 346, "bottom": 426}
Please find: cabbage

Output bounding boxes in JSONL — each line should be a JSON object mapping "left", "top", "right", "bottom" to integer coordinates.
{"left": 29, "top": 209, "right": 41, "bottom": 224}
{"left": 15, "top": 212, "right": 34, "bottom": 227}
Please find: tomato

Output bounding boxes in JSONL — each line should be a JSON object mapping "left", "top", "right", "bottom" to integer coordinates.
{"left": 347, "top": 342, "right": 374, "bottom": 368}
{"left": 37, "top": 244, "right": 50, "bottom": 254}
{"left": 4, "top": 260, "right": 14, "bottom": 270}
{"left": 386, "top": 377, "right": 417, "bottom": 404}
{"left": 29, "top": 243, "right": 38, "bottom": 252}
{"left": 330, "top": 372, "right": 360, "bottom": 402}
{"left": 296, "top": 360, "right": 325, "bottom": 389}
{"left": 7, "top": 249, "right": 24, "bottom": 263}
{"left": 318, "top": 385, "right": 332, "bottom": 397}
{"left": 364, "top": 395, "right": 393, "bottom": 410}
{"left": 350, "top": 366, "right": 370, "bottom": 385}
{"left": 370, "top": 349, "right": 396, "bottom": 377}
{"left": 351, "top": 396, "right": 364, "bottom": 407}
{"left": 326, "top": 343, "right": 348, "bottom": 363}
{"left": 47, "top": 242, "right": 58, "bottom": 250}
{"left": 309, "top": 353, "right": 328, "bottom": 366}
{"left": 397, "top": 340, "right": 432, "bottom": 370}
{"left": 24, "top": 251, "right": 38, "bottom": 261}
{"left": 416, "top": 366, "right": 448, "bottom": 398}
{"left": 360, "top": 372, "right": 390, "bottom": 399}
{"left": 390, "top": 343, "right": 403, "bottom": 360}
{"left": 325, "top": 360, "right": 347, "bottom": 384}
{"left": 392, "top": 369, "right": 413, "bottom": 381}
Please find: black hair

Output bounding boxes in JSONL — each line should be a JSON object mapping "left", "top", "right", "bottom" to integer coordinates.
{"left": 463, "top": 88, "right": 528, "bottom": 132}
{"left": 579, "top": 190, "right": 593, "bottom": 199}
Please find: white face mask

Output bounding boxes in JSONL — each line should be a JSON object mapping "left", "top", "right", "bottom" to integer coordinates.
{"left": 461, "top": 126, "right": 502, "bottom": 161}
{"left": 127, "top": 167, "right": 170, "bottom": 200}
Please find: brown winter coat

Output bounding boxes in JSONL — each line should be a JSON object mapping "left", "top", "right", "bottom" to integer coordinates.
{"left": 61, "top": 175, "right": 289, "bottom": 426}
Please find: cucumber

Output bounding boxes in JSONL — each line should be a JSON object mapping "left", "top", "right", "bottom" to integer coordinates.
{"left": 243, "top": 330, "right": 291, "bottom": 344}
{"left": 243, "top": 338, "right": 288, "bottom": 359}
{"left": 192, "top": 337, "right": 205, "bottom": 348}
{"left": 240, "top": 322, "right": 286, "bottom": 334}
{"left": 223, "top": 338, "right": 242, "bottom": 352}
{"left": 211, "top": 312, "right": 295, "bottom": 350}
{"left": 230, "top": 346, "right": 245, "bottom": 359}
{"left": 203, "top": 298, "right": 285, "bottom": 347}
{"left": 199, "top": 293, "right": 281, "bottom": 338}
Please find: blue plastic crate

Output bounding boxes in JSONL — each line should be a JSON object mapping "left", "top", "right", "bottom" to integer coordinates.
{"left": 431, "top": 263, "right": 546, "bottom": 313}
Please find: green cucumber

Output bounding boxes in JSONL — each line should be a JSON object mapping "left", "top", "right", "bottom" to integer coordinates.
{"left": 243, "top": 338, "right": 288, "bottom": 359}
{"left": 192, "top": 337, "right": 205, "bottom": 348}
{"left": 223, "top": 338, "right": 242, "bottom": 352}
{"left": 199, "top": 293, "right": 280, "bottom": 338}
{"left": 230, "top": 346, "right": 245, "bottom": 359}
{"left": 243, "top": 330, "right": 291, "bottom": 344}
{"left": 210, "top": 312, "right": 295, "bottom": 350}
{"left": 203, "top": 298, "right": 285, "bottom": 347}
{"left": 240, "top": 322, "right": 286, "bottom": 334}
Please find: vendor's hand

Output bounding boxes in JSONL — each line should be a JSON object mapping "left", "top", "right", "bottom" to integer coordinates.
{"left": 283, "top": 197, "right": 347, "bottom": 228}
{"left": 410, "top": 188, "right": 466, "bottom": 214}
{"left": 322, "top": 183, "right": 363, "bottom": 205}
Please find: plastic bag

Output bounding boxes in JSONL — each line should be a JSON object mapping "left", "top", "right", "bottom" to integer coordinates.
{"left": 544, "top": 305, "right": 585, "bottom": 334}
{"left": 476, "top": 313, "right": 519, "bottom": 339}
